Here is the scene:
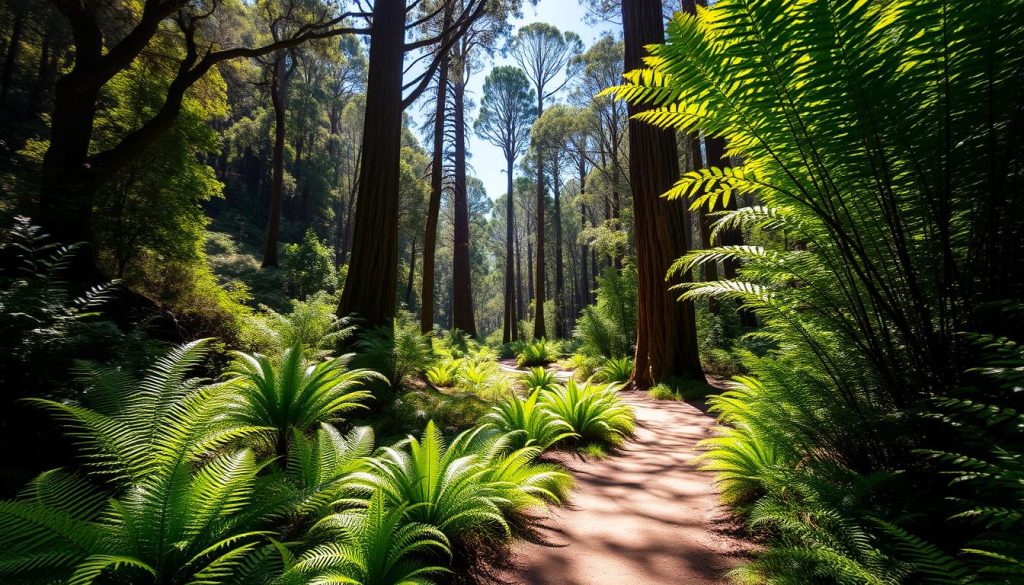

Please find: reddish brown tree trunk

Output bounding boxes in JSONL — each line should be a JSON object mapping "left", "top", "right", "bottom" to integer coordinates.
{"left": 337, "top": 0, "right": 405, "bottom": 328}
{"left": 533, "top": 134, "right": 547, "bottom": 338}
{"left": 503, "top": 160, "right": 520, "bottom": 343}
{"left": 623, "top": 0, "right": 704, "bottom": 388}
{"left": 262, "top": 51, "right": 287, "bottom": 267}
{"left": 451, "top": 73, "right": 476, "bottom": 335}
{"left": 419, "top": 5, "right": 453, "bottom": 333}
{"left": 553, "top": 157, "right": 566, "bottom": 338}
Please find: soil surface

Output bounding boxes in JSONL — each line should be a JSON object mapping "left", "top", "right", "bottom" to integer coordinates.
{"left": 500, "top": 392, "right": 749, "bottom": 585}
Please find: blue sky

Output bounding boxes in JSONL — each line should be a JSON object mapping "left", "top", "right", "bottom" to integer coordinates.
{"left": 411, "top": 0, "right": 618, "bottom": 202}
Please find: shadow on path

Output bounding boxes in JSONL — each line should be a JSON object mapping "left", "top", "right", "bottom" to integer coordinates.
{"left": 499, "top": 393, "right": 750, "bottom": 585}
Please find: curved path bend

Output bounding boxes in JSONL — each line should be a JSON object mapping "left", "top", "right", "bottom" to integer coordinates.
{"left": 502, "top": 392, "right": 749, "bottom": 585}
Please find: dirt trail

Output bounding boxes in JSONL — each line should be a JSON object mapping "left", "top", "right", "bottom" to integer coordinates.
{"left": 501, "top": 392, "right": 748, "bottom": 585}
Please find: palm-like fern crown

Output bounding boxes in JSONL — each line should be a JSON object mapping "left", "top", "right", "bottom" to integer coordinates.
{"left": 225, "top": 344, "right": 381, "bottom": 456}
{"left": 1, "top": 340, "right": 276, "bottom": 583}
{"left": 276, "top": 491, "right": 451, "bottom": 585}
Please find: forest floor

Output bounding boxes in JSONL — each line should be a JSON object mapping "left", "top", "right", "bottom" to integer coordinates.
{"left": 496, "top": 364, "right": 751, "bottom": 585}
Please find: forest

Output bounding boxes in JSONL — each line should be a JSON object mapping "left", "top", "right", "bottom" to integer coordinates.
{"left": 0, "top": 0, "right": 1021, "bottom": 583}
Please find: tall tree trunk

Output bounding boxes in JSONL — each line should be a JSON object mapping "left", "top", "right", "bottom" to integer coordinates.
{"left": 337, "top": 0, "right": 405, "bottom": 328}
{"left": 623, "top": 0, "right": 704, "bottom": 388}
{"left": 580, "top": 197, "right": 590, "bottom": 307}
{"left": 503, "top": 160, "right": 519, "bottom": 343}
{"left": 262, "top": 51, "right": 287, "bottom": 268}
{"left": 533, "top": 102, "right": 547, "bottom": 339}
{"left": 527, "top": 240, "right": 534, "bottom": 313}
{"left": 692, "top": 135, "right": 720, "bottom": 314}
{"left": 515, "top": 218, "right": 524, "bottom": 322}
{"left": 451, "top": 73, "right": 476, "bottom": 335}
{"left": 1, "top": 4, "right": 25, "bottom": 109}
{"left": 553, "top": 158, "right": 566, "bottom": 338}
{"left": 419, "top": 4, "right": 452, "bottom": 333}
{"left": 406, "top": 237, "right": 417, "bottom": 307}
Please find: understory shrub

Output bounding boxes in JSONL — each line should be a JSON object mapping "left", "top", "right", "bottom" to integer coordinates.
{"left": 355, "top": 310, "right": 435, "bottom": 387}
{"left": 574, "top": 264, "right": 636, "bottom": 359}
{"left": 0, "top": 338, "right": 578, "bottom": 585}
{"left": 515, "top": 337, "right": 563, "bottom": 368}
{"left": 595, "top": 356, "right": 633, "bottom": 383}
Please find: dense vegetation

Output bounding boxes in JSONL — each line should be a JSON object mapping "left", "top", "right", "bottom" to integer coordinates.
{"left": 1, "top": 0, "right": 1021, "bottom": 583}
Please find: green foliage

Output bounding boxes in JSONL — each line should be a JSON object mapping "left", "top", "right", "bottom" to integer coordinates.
{"left": 574, "top": 264, "right": 636, "bottom": 359}
{"left": 595, "top": 356, "right": 633, "bottom": 383}
{"left": 518, "top": 367, "right": 559, "bottom": 393}
{"left": 276, "top": 491, "right": 451, "bottom": 585}
{"left": 648, "top": 384, "right": 681, "bottom": 401}
{"left": 224, "top": 344, "right": 380, "bottom": 457}
{"left": 356, "top": 311, "right": 435, "bottom": 387}
{"left": 481, "top": 390, "right": 578, "bottom": 450}
{"left": 425, "top": 359, "right": 461, "bottom": 388}
{"left": 0, "top": 340, "right": 276, "bottom": 584}
{"left": 358, "top": 421, "right": 568, "bottom": 544}
{"left": 515, "top": 337, "right": 563, "bottom": 368}
{"left": 281, "top": 229, "right": 338, "bottom": 300}
{"left": 91, "top": 56, "right": 226, "bottom": 280}
{"left": 610, "top": 0, "right": 1024, "bottom": 582}
{"left": 0, "top": 217, "right": 115, "bottom": 390}
{"left": 562, "top": 353, "right": 601, "bottom": 381}
{"left": 539, "top": 380, "right": 635, "bottom": 448}
{"left": 240, "top": 291, "right": 353, "bottom": 358}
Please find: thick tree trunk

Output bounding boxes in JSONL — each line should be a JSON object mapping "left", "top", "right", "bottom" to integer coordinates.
{"left": 0, "top": 3, "right": 24, "bottom": 109}
{"left": 419, "top": 5, "right": 452, "bottom": 333}
{"left": 552, "top": 159, "right": 566, "bottom": 337}
{"left": 503, "top": 161, "right": 519, "bottom": 343}
{"left": 38, "top": 70, "right": 102, "bottom": 247}
{"left": 262, "top": 52, "right": 287, "bottom": 268}
{"left": 623, "top": 0, "right": 704, "bottom": 388}
{"left": 337, "top": 0, "right": 405, "bottom": 328}
{"left": 451, "top": 76, "right": 476, "bottom": 335}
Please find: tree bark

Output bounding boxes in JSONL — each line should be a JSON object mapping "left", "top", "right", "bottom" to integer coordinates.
{"left": 451, "top": 71, "right": 476, "bottom": 335}
{"left": 533, "top": 125, "right": 547, "bottom": 338}
{"left": 262, "top": 51, "right": 287, "bottom": 267}
{"left": 337, "top": 0, "right": 406, "bottom": 328}
{"left": 623, "top": 0, "right": 704, "bottom": 388}
{"left": 503, "top": 159, "right": 520, "bottom": 343}
{"left": 553, "top": 157, "right": 566, "bottom": 338}
{"left": 419, "top": 4, "right": 453, "bottom": 333}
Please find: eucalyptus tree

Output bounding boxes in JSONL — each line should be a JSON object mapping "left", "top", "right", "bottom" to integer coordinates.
{"left": 35, "top": 0, "right": 369, "bottom": 254}
{"left": 571, "top": 35, "right": 629, "bottom": 269}
{"left": 510, "top": 23, "right": 582, "bottom": 339}
{"left": 621, "top": 0, "right": 704, "bottom": 386}
{"left": 533, "top": 104, "right": 586, "bottom": 337}
{"left": 475, "top": 65, "right": 536, "bottom": 343}
{"left": 337, "top": 0, "right": 490, "bottom": 330}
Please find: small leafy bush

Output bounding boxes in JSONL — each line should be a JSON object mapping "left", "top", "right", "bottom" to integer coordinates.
{"left": 561, "top": 353, "right": 601, "bottom": 380}
{"left": 574, "top": 264, "right": 637, "bottom": 359}
{"left": 224, "top": 343, "right": 380, "bottom": 457}
{"left": 596, "top": 356, "right": 633, "bottom": 383}
{"left": 355, "top": 311, "right": 435, "bottom": 387}
{"left": 426, "top": 359, "right": 461, "bottom": 388}
{"left": 539, "top": 380, "right": 635, "bottom": 448}
{"left": 281, "top": 228, "right": 337, "bottom": 299}
{"left": 239, "top": 291, "right": 352, "bottom": 357}
{"left": 649, "top": 384, "right": 681, "bottom": 401}
{"left": 481, "top": 390, "right": 577, "bottom": 450}
{"left": 518, "top": 367, "right": 559, "bottom": 393}
{"left": 515, "top": 338, "right": 562, "bottom": 368}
